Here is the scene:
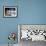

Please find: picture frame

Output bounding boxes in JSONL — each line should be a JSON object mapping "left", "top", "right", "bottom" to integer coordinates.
{"left": 3, "top": 6, "right": 17, "bottom": 18}
{"left": 18, "top": 24, "right": 46, "bottom": 42}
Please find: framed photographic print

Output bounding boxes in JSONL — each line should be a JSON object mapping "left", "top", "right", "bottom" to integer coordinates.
{"left": 3, "top": 6, "right": 17, "bottom": 17}
{"left": 18, "top": 24, "right": 46, "bottom": 42}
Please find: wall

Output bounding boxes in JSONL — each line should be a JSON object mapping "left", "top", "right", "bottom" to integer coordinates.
{"left": 18, "top": 0, "right": 46, "bottom": 24}
{"left": 0, "top": 0, "right": 18, "bottom": 44}
{"left": 0, "top": 0, "right": 46, "bottom": 45}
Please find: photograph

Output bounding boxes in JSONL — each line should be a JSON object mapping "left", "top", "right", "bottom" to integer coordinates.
{"left": 3, "top": 6, "right": 17, "bottom": 17}
{"left": 18, "top": 24, "right": 46, "bottom": 41}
